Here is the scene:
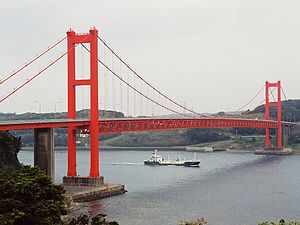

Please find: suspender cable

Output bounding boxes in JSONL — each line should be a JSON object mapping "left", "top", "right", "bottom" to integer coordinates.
{"left": 112, "top": 54, "right": 115, "bottom": 111}
{"left": 237, "top": 85, "right": 264, "bottom": 111}
{"left": 103, "top": 44, "right": 107, "bottom": 110}
{"left": 98, "top": 36, "right": 206, "bottom": 117}
{"left": 281, "top": 86, "right": 288, "bottom": 101}
{"left": 119, "top": 61, "right": 123, "bottom": 113}
{"left": 81, "top": 44, "right": 191, "bottom": 117}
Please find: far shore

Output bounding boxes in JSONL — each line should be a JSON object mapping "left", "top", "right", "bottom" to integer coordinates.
{"left": 21, "top": 146, "right": 300, "bottom": 154}
{"left": 21, "top": 146, "right": 187, "bottom": 151}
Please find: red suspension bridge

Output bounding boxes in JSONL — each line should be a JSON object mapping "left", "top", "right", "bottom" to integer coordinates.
{"left": 0, "top": 28, "right": 295, "bottom": 184}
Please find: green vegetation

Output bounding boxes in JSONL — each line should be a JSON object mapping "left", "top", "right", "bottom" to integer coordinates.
{"left": 0, "top": 166, "right": 67, "bottom": 225}
{"left": 102, "top": 130, "right": 186, "bottom": 147}
{"left": 0, "top": 109, "right": 124, "bottom": 147}
{"left": 66, "top": 214, "right": 118, "bottom": 225}
{"left": 230, "top": 136, "right": 265, "bottom": 150}
{"left": 180, "top": 217, "right": 207, "bottom": 225}
{"left": 1, "top": 99, "right": 300, "bottom": 148}
{"left": 0, "top": 165, "right": 120, "bottom": 225}
{"left": 259, "top": 219, "right": 300, "bottom": 225}
{"left": 184, "top": 129, "right": 230, "bottom": 145}
{"left": 252, "top": 99, "right": 300, "bottom": 122}
{"left": 101, "top": 129, "right": 231, "bottom": 147}
{"left": 0, "top": 131, "right": 21, "bottom": 169}
{"left": 0, "top": 109, "right": 124, "bottom": 121}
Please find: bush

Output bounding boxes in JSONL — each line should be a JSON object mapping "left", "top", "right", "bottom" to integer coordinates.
{"left": 180, "top": 217, "right": 207, "bottom": 225}
{"left": 0, "top": 131, "right": 21, "bottom": 169}
{"left": 259, "top": 219, "right": 300, "bottom": 225}
{"left": 0, "top": 165, "right": 67, "bottom": 225}
{"left": 65, "top": 213, "right": 119, "bottom": 225}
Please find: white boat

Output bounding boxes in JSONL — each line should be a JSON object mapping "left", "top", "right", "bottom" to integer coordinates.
{"left": 144, "top": 150, "right": 201, "bottom": 167}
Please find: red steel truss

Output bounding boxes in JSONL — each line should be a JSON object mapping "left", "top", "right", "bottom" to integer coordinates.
{"left": 0, "top": 27, "right": 292, "bottom": 179}
{"left": 97, "top": 118, "right": 281, "bottom": 134}
{"left": 0, "top": 117, "right": 287, "bottom": 132}
{"left": 265, "top": 81, "right": 282, "bottom": 148}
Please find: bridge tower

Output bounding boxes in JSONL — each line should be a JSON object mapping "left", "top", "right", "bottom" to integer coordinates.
{"left": 265, "top": 81, "right": 282, "bottom": 149}
{"left": 65, "top": 28, "right": 101, "bottom": 181}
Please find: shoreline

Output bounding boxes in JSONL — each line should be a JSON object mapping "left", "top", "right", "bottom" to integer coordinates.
{"left": 21, "top": 146, "right": 188, "bottom": 151}
{"left": 21, "top": 146, "right": 300, "bottom": 154}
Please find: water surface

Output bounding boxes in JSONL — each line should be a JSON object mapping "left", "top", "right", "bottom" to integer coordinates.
{"left": 18, "top": 149, "right": 300, "bottom": 225}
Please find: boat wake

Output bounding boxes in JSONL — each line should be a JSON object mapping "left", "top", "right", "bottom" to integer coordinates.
{"left": 111, "top": 162, "right": 144, "bottom": 166}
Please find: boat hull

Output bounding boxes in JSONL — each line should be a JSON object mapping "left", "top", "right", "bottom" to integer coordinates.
{"left": 144, "top": 161, "right": 200, "bottom": 167}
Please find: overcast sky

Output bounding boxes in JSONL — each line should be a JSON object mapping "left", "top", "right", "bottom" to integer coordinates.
{"left": 0, "top": 0, "right": 300, "bottom": 115}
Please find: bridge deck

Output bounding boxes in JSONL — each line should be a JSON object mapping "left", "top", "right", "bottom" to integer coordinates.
{"left": 0, "top": 118, "right": 294, "bottom": 134}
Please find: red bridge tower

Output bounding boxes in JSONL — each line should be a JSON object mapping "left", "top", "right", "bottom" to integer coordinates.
{"left": 64, "top": 28, "right": 102, "bottom": 185}
{"left": 265, "top": 81, "right": 282, "bottom": 149}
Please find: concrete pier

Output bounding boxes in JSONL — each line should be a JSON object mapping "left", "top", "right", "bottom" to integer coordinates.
{"left": 255, "top": 148, "right": 293, "bottom": 155}
{"left": 63, "top": 176, "right": 104, "bottom": 187}
{"left": 64, "top": 184, "right": 126, "bottom": 202}
{"left": 63, "top": 176, "right": 126, "bottom": 202}
{"left": 34, "top": 128, "right": 54, "bottom": 179}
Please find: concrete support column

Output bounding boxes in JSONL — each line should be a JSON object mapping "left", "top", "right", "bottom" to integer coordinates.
{"left": 34, "top": 128, "right": 54, "bottom": 179}
{"left": 282, "top": 125, "right": 290, "bottom": 147}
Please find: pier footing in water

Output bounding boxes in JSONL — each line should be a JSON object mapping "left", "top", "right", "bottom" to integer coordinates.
{"left": 64, "top": 183, "right": 126, "bottom": 202}
{"left": 255, "top": 148, "right": 293, "bottom": 155}
{"left": 63, "top": 176, "right": 104, "bottom": 187}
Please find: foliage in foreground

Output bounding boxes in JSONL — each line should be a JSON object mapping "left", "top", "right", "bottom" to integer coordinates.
{"left": 180, "top": 217, "right": 207, "bottom": 225}
{"left": 179, "top": 218, "right": 300, "bottom": 225}
{"left": 0, "top": 165, "right": 67, "bottom": 225}
{"left": 65, "top": 213, "right": 118, "bottom": 225}
{"left": 0, "top": 131, "right": 21, "bottom": 169}
{"left": 259, "top": 219, "right": 300, "bottom": 225}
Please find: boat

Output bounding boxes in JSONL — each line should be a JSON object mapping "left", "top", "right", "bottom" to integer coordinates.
{"left": 144, "top": 150, "right": 200, "bottom": 167}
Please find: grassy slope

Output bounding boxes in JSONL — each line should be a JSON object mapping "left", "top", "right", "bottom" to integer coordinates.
{"left": 101, "top": 130, "right": 186, "bottom": 147}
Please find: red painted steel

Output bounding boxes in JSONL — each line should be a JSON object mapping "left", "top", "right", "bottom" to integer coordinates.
{"left": 66, "top": 28, "right": 99, "bottom": 178}
{"left": 0, "top": 120, "right": 89, "bottom": 130}
{"left": 265, "top": 81, "right": 270, "bottom": 148}
{"left": 0, "top": 26, "right": 292, "bottom": 179}
{"left": 67, "top": 30, "right": 77, "bottom": 177}
{"left": 96, "top": 118, "right": 281, "bottom": 134}
{"left": 0, "top": 118, "right": 290, "bottom": 132}
{"left": 89, "top": 28, "right": 100, "bottom": 178}
{"left": 265, "top": 81, "right": 282, "bottom": 148}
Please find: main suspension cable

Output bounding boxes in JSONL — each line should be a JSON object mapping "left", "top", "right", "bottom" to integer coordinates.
{"left": 81, "top": 44, "right": 191, "bottom": 118}
{"left": 0, "top": 52, "right": 67, "bottom": 104}
{"left": 0, "top": 40, "right": 83, "bottom": 104}
{"left": 97, "top": 36, "right": 206, "bottom": 117}
{"left": 0, "top": 36, "right": 66, "bottom": 85}
{"left": 237, "top": 86, "right": 264, "bottom": 111}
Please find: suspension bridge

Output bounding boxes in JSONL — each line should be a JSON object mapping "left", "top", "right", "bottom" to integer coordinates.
{"left": 0, "top": 28, "right": 295, "bottom": 186}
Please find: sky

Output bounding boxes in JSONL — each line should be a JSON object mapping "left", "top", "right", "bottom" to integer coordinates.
{"left": 0, "top": 0, "right": 300, "bottom": 115}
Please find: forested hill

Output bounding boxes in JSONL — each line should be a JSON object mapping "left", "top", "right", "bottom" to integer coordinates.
{"left": 0, "top": 109, "right": 124, "bottom": 147}
{"left": 2, "top": 99, "right": 299, "bottom": 147}
{"left": 0, "top": 109, "right": 124, "bottom": 121}
{"left": 247, "top": 99, "right": 300, "bottom": 122}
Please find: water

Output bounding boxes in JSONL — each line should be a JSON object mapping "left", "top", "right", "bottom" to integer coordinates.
{"left": 18, "top": 149, "right": 300, "bottom": 225}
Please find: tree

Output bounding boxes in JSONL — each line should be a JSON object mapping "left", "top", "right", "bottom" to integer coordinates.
{"left": 0, "top": 166, "right": 67, "bottom": 225}
{"left": 66, "top": 214, "right": 119, "bottom": 225}
{"left": 184, "top": 129, "right": 230, "bottom": 145}
{"left": 180, "top": 217, "right": 207, "bottom": 225}
{"left": 259, "top": 219, "right": 300, "bottom": 225}
{"left": 0, "top": 131, "right": 21, "bottom": 169}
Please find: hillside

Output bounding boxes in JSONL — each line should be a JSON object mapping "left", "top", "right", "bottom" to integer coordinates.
{"left": 0, "top": 109, "right": 124, "bottom": 147}
{"left": 245, "top": 99, "right": 300, "bottom": 122}
{"left": 101, "top": 128, "right": 231, "bottom": 147}
{"left": 2, "top": 99, "right": 300, "bottom": 148}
